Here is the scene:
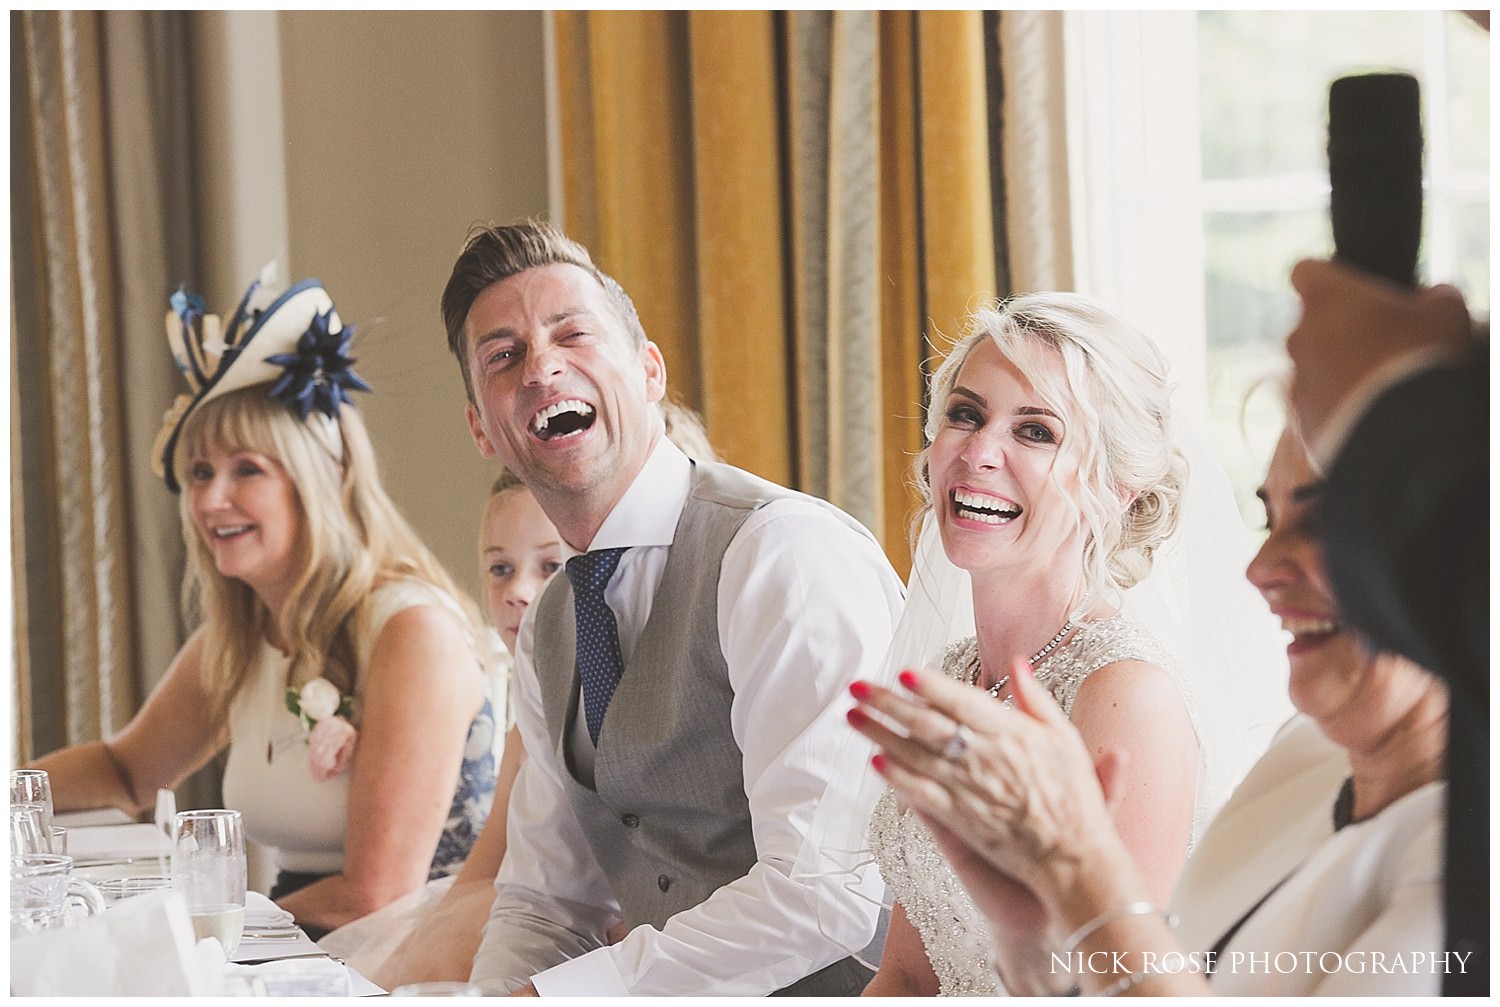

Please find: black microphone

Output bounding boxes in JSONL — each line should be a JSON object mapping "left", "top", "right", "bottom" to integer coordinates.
{"left": 1327, "top": 72, "right": 1424, "bottom": 288}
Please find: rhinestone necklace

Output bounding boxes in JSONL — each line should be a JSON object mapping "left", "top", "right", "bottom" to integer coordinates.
{"left": 969, "top": 614, "right": 1080, "bottom": 698}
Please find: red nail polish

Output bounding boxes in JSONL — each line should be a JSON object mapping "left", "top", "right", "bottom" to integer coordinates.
{"left": 898, "top": 670, "right": 919, "bottom": 690}
{"left": 871, "top": 754, "right": 888, "bottom": 773}
{"left": 846, "top": 707, "right": 867, "bottom": 727}
{"left": 849, "top": 680, "right": 873, "bottom": 701}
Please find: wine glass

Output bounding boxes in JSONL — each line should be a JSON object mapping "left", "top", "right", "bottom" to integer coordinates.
{"left": 170, "top": 809, "right": 247, "bottom": 953}
{"left": 10, "top": 770, "right": 54, "bottom": 833}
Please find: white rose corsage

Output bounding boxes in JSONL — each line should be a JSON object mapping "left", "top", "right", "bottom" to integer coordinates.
{"left": 285, "top": 677, "right": 358, "bottom": 782}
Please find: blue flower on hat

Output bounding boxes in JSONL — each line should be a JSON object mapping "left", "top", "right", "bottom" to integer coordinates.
{"left": 169, "top": 287, "right": 206, "bottom": 331}
{"left": 265, "top": 309, "right": 373, "bottom": 420}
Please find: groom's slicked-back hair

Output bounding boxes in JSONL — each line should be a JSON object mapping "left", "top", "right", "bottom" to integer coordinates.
{"left": 441, "top": 219, "right": 647, "bottom": 402}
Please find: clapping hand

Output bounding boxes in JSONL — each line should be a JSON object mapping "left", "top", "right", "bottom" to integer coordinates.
{"left": 847, "top": 661, "right": 1128, "bottom": 924}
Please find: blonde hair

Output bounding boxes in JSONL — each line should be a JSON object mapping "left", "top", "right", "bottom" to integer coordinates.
{"left": 916, "top": 292, "right": 1187, "bottom": 603}
{"left": 176, "top": 388, "right": 483, "bottom": 722}
{"left": 661, "top": 399, "right": 718, "bottom": 462}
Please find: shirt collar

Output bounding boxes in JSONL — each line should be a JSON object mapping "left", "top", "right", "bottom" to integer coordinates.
{"left": 584, "top": 437, "right": 691, "bottom": 553}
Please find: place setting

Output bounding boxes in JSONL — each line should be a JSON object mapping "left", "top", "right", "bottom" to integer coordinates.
{"left": 10, "top": 769, "right": 381, "bottom": 995}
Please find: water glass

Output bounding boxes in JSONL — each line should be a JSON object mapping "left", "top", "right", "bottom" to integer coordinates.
{"left": 10, "top": 853, "right": 106, "bottom": 938}
{"left": 48, "top": 826, "right": 67, "bottom": 856}
{"left": 10, "top": 770, "right": 54, "bottom": 833}
{"left": 170, "top": 809, "right": 247, "bottom": 954}
{"left": 97, "top": 875, "right": 175, "bottom": 906}
{"left": 10, "top": 803, "right": 49, "bottom": 856}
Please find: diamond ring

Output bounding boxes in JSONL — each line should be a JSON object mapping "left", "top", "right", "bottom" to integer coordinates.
{"left": 941, "top": 722, "right": 972, "bottom": 760}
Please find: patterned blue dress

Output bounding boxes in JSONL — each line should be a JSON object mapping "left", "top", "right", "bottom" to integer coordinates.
{"left": 429, "top": 693, "right": 498, "bottom": 878}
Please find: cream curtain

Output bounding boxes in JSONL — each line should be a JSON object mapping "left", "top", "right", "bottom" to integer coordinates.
{"left": 550, "top": 11, "right": 1009, "bottom": 576}
{"left": 11, "top": 11, "right": 194, "bottom": 766}
{"left": 998, "top": 10, "right": 1076, "bottom": 293}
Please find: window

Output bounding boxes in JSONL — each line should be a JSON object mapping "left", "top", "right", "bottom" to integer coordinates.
{"left": 1068, "top": 10, "right": 1489, "bottom": 521}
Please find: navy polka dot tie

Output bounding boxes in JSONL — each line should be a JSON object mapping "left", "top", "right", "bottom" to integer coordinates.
{"left": 565, "top": 548, "right": 627, "bottom": 746}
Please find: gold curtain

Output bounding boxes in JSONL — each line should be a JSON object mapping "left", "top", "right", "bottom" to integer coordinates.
{"left": 11, "top": 11, "right": 193, "bottom": 765}
{"left": 551, "top": 11, "right": 1004, "bottom": 577}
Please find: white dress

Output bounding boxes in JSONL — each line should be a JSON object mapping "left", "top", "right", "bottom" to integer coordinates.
{"left": 222, "top": 579, "right": 499, "bottom": 880}
{"left": 867, "top": 616, "right": 1175, "bottom": 996}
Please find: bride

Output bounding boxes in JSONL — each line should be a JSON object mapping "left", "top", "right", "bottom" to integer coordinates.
{"left": 851, "top": 293, "right": 1272, "bottom": 996}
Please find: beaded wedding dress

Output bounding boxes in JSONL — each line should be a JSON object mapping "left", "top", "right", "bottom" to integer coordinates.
{"left": 866, "top": 617, "right": 1174, "bottom": 996}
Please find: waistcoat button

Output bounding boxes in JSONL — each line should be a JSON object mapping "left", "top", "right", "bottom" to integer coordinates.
{"left": 657, "top": 874, "right": 671, "bottom": 892}
{"left": 622, "top": 813, "right": 639, "bottom": 828}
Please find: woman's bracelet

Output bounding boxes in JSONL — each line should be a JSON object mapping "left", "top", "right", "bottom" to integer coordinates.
{"left": 1097, "top": 966, "right": 1157, "bottom": 997}
{"left": 1060, "top": 900, "right": 1177, "bottom": 956}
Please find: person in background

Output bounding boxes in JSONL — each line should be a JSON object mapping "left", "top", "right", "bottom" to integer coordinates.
{"left": 1283, "top": 257, "right": 1487, "bottom": 993}
{"left": 34, "top": 276, "right": 497, "bottom": 941}
{"left": 326, "top": 399, "right": 720, "bottom": 987}
{"left": 851, "top": 422, "right": 1449, "bottom": 995}
{"left": 442, "top": 219, "right": 903, "bottom": 995}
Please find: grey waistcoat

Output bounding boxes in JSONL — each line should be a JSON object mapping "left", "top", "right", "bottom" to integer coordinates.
{"left": 532, "top": 459, "right": 874, "bottom": 996}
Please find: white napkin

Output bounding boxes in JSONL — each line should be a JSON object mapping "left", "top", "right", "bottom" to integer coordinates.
{"left": 226, "top": 958, "right": 387, "bottom": 996}
{"left": 231, "top": 890, "right": 324, "bottom": 964}
{"left": 8, "top": 889, "right": 217, "bottom": 995}
{"left": 245, "top": 889, "right": 295, "bottom": 928}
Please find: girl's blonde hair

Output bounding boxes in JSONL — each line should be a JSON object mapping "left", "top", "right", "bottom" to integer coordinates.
{"left": 176, "top": 388, "right": 483, "bottom": 722}
{"left": 916, "top": 292, "right": 1188, "bottom": 604}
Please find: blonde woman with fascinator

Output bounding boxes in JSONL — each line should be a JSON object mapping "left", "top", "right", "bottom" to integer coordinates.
{"left": 848, "top": 294, "right": 1218, "bottom": 996}
{"left": 33, "top": 275, "right": 500, "bottom": 940}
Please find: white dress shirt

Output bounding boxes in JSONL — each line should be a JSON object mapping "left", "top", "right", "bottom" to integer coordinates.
{"left": 469, "top": 440, "right": 903, "bottom": 995}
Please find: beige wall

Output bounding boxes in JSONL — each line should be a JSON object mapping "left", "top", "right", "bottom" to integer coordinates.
{"left": 196, "top": 10, "right": 551, "bottom": 602}
{"left": 189, "top": 10, "right": 549, "bottom": 889}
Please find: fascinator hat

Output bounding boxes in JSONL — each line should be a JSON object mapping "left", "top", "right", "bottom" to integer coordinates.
{"left": 153, "top": 266, "right": 372, "bottom": 493}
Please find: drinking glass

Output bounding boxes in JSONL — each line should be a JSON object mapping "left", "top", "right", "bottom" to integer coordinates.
{"left": 10, "top": 853, "right": 106, "bottom": 938}
{"left": 9, "top": 770, "right": 53, "bottom": 833}
{"left": 48, "top": 826, "right": 67, "bottom": 856}
{"left": 97, "top": 875, "right": 175, "bottom": 906}
{"left": 10, "top": 803, "right": 49, "bottom": 856}
{"left": 170, "top": 809, "right": 247, "bottom": 953}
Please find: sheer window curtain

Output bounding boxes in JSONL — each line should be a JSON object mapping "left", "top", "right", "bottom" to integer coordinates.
{"left": 11, "top": 11, "right": 196, "bottom": 781}
{"left": 549, "top": 10, "right": 1012, "bottom": 576}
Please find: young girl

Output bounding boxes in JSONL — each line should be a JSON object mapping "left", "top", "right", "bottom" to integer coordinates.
{"left": 318, "top": 470, "right": 558, "bottom": 984}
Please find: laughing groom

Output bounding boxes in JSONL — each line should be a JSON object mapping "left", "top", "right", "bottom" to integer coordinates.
{"left": 440, "top": 220, "right": 902, "bottom": 995}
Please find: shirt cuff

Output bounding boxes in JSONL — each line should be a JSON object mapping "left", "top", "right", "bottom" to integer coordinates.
{"left": 532, "top": 947, "right": 628, "bottom": 997}
{"left": 1306, "top": 345, "right": 1462, "bottom": 472}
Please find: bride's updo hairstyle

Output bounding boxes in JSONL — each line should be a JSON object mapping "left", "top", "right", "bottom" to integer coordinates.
{"left": 916, "top": 291, "right": 1188, "bottom": 605}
